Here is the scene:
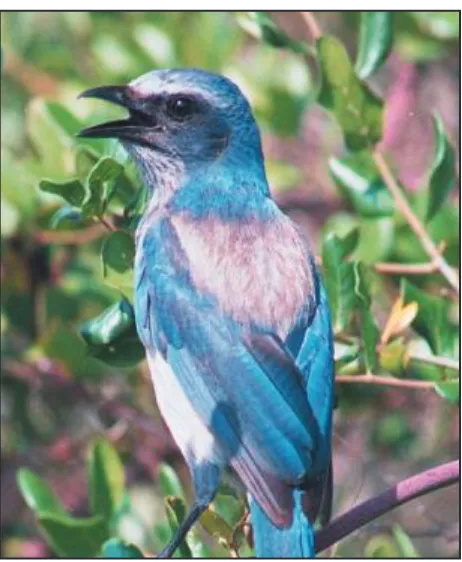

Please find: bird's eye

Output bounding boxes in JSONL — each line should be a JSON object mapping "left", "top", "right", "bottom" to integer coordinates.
{"left": 166, "top": 96, "right": 197, "bottom": 121}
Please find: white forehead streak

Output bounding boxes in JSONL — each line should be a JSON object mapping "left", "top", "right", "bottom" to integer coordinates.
{"left": 130, "top": 73, "right": 216, "bottom": 103}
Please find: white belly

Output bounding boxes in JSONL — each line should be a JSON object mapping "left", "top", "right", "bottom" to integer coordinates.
{"left": 148, "top": 352, "right": 225, "bottom": 466}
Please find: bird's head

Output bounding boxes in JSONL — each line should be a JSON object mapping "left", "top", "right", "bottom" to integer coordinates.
{"left": 79, "top": 69, "right": 264, "bottom": 185}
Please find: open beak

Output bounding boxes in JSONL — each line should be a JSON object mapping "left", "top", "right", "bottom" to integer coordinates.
{"left": 78, "top": 85, "right": 155, "bottom": 143}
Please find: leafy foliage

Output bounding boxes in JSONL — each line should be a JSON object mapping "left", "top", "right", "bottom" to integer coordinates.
{"left": 2, "top": 10, "right": 458, "bottom": 559}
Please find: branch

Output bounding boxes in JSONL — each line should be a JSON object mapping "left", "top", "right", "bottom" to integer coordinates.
{"left": 3, "top": 49, "right": 59, "bottom": 96}
{"left": 35, "top": 224, "right": 106, "bottom": 245}
{"left": 300, "top": 12, "right": 323, "bottom": 41}
{"left": 410, "top": 352, "right": 459, "bottom": 372}
{"left": 335, "top": 374, "right": 436, "bottom": 390}
{"left": 374, "top": 261, "right": 439, "bottom": 275}
{"left": 315, "top": 460, "right": 460, "bottom": 553}
{"left": 373, "top": 151, "right": 459, "bottom": 294}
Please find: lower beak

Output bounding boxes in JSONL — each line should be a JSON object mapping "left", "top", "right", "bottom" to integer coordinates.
{"left": 78, "top": 85, "right": 149, "bottom": 141}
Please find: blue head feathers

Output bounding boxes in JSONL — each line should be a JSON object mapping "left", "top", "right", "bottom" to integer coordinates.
{"left": 80, "top": 69, "right": 266, "bottom": 185}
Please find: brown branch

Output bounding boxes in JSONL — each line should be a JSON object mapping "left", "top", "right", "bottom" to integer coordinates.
{"left": 375, "top": 261, "right": 439, "bottom": 275}
{"left": 374, "top": 151, "right": 459, "bottom": 294}
{"left": 336, "top": 374, "right": 436, "bottom": 390}
{"left": 410, "top": 352, "right": 459, "bottom": 372}
{"left": 316, "top": 253, "right": 446, "bottom": 276}
{"left": 300, "top": 11, "right": 323, "bottom": 41}
{"left": 35, "top": 224, "right": 106, "bottom": 245}
{"left": 3, "top": 50, "right": 59, "bottom": 97}
{"left": 315, "top": 460, "right": 460, "bottom": 552}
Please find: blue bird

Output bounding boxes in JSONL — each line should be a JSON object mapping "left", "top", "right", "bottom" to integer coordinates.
{"left": 79, "top": 68, "right": 334, "bottom": 558}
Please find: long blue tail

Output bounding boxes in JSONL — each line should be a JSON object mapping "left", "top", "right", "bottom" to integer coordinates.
{"left": 250, "top": 490, "right": 315, "bottom": 558}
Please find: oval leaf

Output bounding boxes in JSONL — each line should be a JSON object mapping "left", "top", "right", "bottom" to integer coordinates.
{"left": 317, "top": 35, "right": 384, "bottom": 151}
{"left": 434, "top": 380, "right": 459, "bottom": 404}
{"left": 426, "top": 114, "right": 456, "bottom": 222}
{"left": 88, "top": 438, "right": 125, "bottom": 522}
{"left": 80, "top": 298, "right": 135, "bottom": 346}
{"left": 38, "top": 513, "right": 109, "bottom": 558}
{"left": 355, "top": 12, "right": 393, "bottom": 79}
{"left": 402, "top": 279, "right": 451, "bottom": 355}
{"left": 158, "top": 463, "right": 185, "bottom": 500}
{"left": 381, "top": 297, "right": 418, "bottom": 344}
{"left": 200, "top": 507, "right": 234, "bottom": 545}
{"left": 17, "top": 469, "right": 67, "bottom": 517}
{"left": 238, "top": 12, "right": 309, "bottom": 54}
{"left": 101, "top": 231, "right": 135, "bottom": 291}
{"left": 329, "top": 151, "right": 394, "bottom": 217}
{"left": 353, "top": 262, "right": 379, "bottom": 372}
{"left": 322, "top": 231, "right": 358, "bottom": 332}
{"left": 83, "top": 156, "right": 124, "bottom": 217}
{"left": 40, "top": 179, "right": 87, "bottom": 208}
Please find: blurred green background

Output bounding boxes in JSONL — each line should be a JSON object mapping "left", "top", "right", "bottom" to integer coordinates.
{"left": 0, "top": 11, "right": 459, "bottom": 558}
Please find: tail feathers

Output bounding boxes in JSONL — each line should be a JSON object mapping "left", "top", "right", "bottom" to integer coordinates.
{"left": 250, "top": 490, "right": 315, "bottom": 558}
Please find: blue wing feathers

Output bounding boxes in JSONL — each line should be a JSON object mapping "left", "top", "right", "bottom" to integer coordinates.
{"left": 136, "top": 218, "right": 334, "bottom": 532}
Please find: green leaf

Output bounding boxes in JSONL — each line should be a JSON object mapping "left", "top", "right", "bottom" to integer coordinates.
{"left": 46, "top": 102, "right": 82, "bottom": 137}
{"left": 49, "top": 207, "right": 81, "bottom": 229}
{"left": 75, "top": 146, "right": 100, "bottom": 180}
{"left": 353, "top": 262, "right": 379, "bottom": 373}
{"left": 434, "top": 380, "right": 459, "bottom": 403}
{"left": 322, "top": 231, "right": 358, "bottom": 332}
{"left": 88, "top": 438, "right": 125, "bottom": 523}
{"left": 17, "top": 469, "right": 67, "bottom": 517}
{"left": 80, "top": 299, "right": 145, "bottom": 368}
{"left": 426, "top": 115, "right": 456, "bottom": 222}
{"left": 83, "top": 156, "right": 124, "bottom": 217}
{"left": 101, "top": 538, "right": 144, "bottom": 558}
{"left": 365, "top": 534, "right": 401, "bottom": 557}
{"left": 158, "top": 463, "right": 185, "bottom": 500}
{"left": 402, "top": 279, "right": 451, "bottom": 355}
{"left": 38, "top": 513, "right": 109, "bottom": 558}
{"left": 317, "top": 35, "right": 384, "bottom": 151}
{"left": 392, "top": 524, "right": 420, "bottom": 557}
{"left": 237, "top": 12, "right": 309, "bottom": 55}
{"left": 39, "top": 179, "right": 87, "bottom": 208}
{"left": 101, "top": 231, "right": 135, "bottom": 292}
{"left": 26, "top": 100, "right": 79, "bottom": 176}
{"left": 165, "top": 497, "right": 193, "bottom": 558}
{"left": 329, "top": 151, "right": 394, "bottom": 217}
{"left": 87, "top": 331, "right": 145, "bottom": 367}
{"left": 200, "top": 507, "right": 234, "bottom": 545}
{"left": 355, "top": 12, "right": 393, "bottom": 79}
{"left": 80, "top": 298, "right": 135, "bottom": 346}
{"left": 379, "top": 338, "right": 407, "bottom": 375}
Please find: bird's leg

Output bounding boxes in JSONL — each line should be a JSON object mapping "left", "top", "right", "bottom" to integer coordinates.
{"left": 158, "top": 461, "right": 221, "bottom": 558}
{"left": 157, "top": 503, "right": 208, "bottom": 558}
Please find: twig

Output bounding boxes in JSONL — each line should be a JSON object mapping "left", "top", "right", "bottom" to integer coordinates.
{"left": 409, "top": 352, "right": 459, "bottom": 372}
{"left": 375, "top": 261, "right": 439, "bottom": 275}
{"left": 317, "top": 254, "right": 445, "bottom": 276}
{"left": 35, "top": 224, "right": 106, "bottom": 245}
{"left": 315, "top": 460, "right": 460, "bottom": 552}
{"left": 373, "top": 151, "right": 459, "bottom": 294}
{"left": 99, "top": 217, "right": 115, "bottom": 231}
{"left": 300, "top": 11, "right": 323, "bottom": 41}
{"left": 3, "top": 49, "right": 59, "bottom": 96}
{"left": 336, "top": 374, "right": 436, "bottom": 390}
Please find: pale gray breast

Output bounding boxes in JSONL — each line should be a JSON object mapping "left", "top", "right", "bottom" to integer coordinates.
{"left": 171, "top": 213, "right": 315, "bottom": 338}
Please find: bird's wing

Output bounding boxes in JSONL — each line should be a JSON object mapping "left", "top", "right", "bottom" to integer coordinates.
{"left": 136, "top": 219, "right": 324, "bottom": 526}
{"left": 293, "top": 281, "right": 335, "bottom": 524}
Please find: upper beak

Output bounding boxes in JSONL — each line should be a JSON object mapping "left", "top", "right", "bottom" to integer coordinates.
{"left": 78, "top": 85, "right": 152, "bottom": 142}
